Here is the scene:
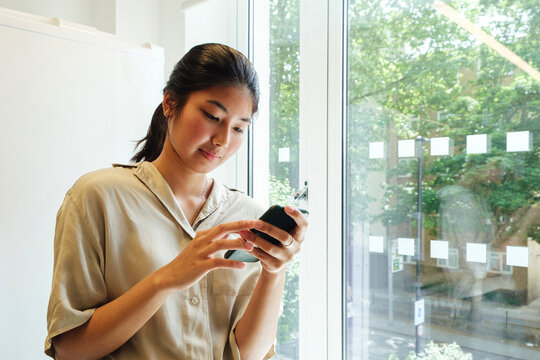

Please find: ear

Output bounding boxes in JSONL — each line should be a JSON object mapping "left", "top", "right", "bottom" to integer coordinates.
{"left": 162, "top": 91, "right": 176, "bottom": 118}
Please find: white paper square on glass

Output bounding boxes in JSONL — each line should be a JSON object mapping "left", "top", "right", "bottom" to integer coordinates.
{"left": 430, "top": 240, "right": 449, "bottom": 259}
{"left": 430, "top": 137, "right": 453, "bottom": 156}
{"left": 398, "top": 139, "right": 416, "bottom": 158}
{"left": 278, "top": 147, "right": 290, "bottom": 162}
{"left": 369, "top": 236, "right": 384, "bottom": 253}
{"left": 466, "top": 134, "right": 490, "bottom": 154}
{"left": 369, "top": 142, "right": 385, "bottom": 159}
{"left": 506, "top": 246, "right": 528, "bottom": 267}
{"left": 506, "top": 131, "right": 531, "bottom": 152}
{"left": 466, "top": 243, "right": 487, "bottom": 263}
{"left": 398, "top": 237, "right": 415, "bottom": 256}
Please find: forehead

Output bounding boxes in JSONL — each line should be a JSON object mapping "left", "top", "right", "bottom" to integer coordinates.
{"left": 189, "top": 85, "right": 254, "bottom": 118}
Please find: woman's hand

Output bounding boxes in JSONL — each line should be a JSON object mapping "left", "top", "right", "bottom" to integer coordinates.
{"left": 238, "top": 205, "right": 308, "bottom": 274}
{"left": 157, "top": 220, "right": 257, "bottom": 291}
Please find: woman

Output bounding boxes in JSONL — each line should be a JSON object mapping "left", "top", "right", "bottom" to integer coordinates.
{"left": 45, "top": 43, "right": 307, "bottom": 360}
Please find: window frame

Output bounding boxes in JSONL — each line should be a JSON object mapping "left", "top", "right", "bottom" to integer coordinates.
{"left": 243, "top": 0, "right": 346, "bottom": 358}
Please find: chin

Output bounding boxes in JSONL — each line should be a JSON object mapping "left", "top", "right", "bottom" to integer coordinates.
{"left": 195, "top": 162, "right": 221, "bottom": 174}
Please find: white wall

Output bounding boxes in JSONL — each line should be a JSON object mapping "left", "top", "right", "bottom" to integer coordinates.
{"left": 0, "top": 0, "right": 245, "bottom": 109}
{"left": 116, "top": 0, "right": 161, "bottom": 45}
{"left": 91, "top": 0, "right": 116, "bottom": 34}
{"left": 0, "top": 0, "right": 186, "bottom": 80}
{"left": 0, "top": 0, "right": 95, "bottom": 26}
{"left": 183, "top": 0, "right": 237, "bottom": 50}
{"left": 0, "top": 8, "right": 164, "bottom": 358}
{"left": 161, "top": 0, "right": 185, "bottom": 77}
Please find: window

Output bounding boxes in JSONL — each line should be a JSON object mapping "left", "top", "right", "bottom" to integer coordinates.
{"left": 344, "top": 1, "right": 540, "bottom": 360}
{"left": 251, "top": 0, "right": 302, "bottom": 358}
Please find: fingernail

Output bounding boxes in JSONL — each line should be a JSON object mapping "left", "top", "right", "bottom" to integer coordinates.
{"left": 285, "top": 205, "right": 294, "bottom": 213}
{"left": 254, "top": 220, "right": 264, "bottom": 229}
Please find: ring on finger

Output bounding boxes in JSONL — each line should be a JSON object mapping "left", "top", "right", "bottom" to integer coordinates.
{"left": 284, "top": 237, "right": 294, "bottom": 247}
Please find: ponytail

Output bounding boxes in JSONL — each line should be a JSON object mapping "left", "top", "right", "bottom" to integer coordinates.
{"left": 131, "top": 103, "right": 168, "bottom": 162}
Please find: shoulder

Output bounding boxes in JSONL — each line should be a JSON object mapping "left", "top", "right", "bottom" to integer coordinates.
{"left": 67, "top": 164, "right": 141, "bottom": 204}
{"left": 214, "top": 181, "right": 266, "bottom": 219}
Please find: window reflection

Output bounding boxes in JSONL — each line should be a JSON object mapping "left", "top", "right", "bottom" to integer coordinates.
{"left": 345, "top": 1, "right": 540, "bottom": 359}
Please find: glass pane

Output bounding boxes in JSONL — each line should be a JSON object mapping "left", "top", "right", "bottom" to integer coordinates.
{"left": 345, "top": 1, "right": 540, "bottom": 359}
{"left": 253, "top": 0, "right": 301, "bottom": 359}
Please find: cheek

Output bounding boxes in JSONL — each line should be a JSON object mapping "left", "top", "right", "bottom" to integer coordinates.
{"left": 231, "top": 134, "right": 246, "bottom": 150}
{"left": 174, "top": 121, "right": 208, "bottom": 145}
{"left": 191, "top": 126, "right": 210, "bottom": 143}
{"left": 224, "top": 135, "right": 245, "bottom": 157}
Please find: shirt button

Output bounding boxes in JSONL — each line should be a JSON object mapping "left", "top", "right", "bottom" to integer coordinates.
{"left": 191, "top": 296, "right": 200, "bottom": 305}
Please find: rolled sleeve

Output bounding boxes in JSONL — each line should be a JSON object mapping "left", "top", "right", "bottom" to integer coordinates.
{"left": 44, "top": 192, "right": 107, "bottom": 357}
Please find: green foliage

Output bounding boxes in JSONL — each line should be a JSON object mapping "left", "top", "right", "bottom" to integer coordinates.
{"left": 348, "top": 0, "right": 540, "bottom": 244}
{"left": 388, "top": 341, "right": 472, "bottom": 360}
{"left": 277, "top": 256, "right": 300, "bottom": 344}
{"left": 269, "top": 175, "right": 294, "bottom": 205}
{"left": 268, "top": 175, "right": 299, "bottom": 344}
{"left": 269, "top": 0, "right": 301, "bottom": 348}
{"left": 269, "top": 0, "right": 300, "bottom": 189}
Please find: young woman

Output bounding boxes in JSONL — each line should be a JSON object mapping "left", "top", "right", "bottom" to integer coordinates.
{"left": 45, "top": 43, "right": 308, "bottom": 360}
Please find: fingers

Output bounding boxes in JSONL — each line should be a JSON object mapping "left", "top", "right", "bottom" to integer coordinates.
{"left": 284, "top": 205, "right": 308, "bottom": 243}
{"left": 251, "top": 220, "right": 296, "bottom": 248}
{"left": 204, "top": 257, "right": 246, "bottom": 270}
{"left": 248, "top": 205, "right": 308, "bottom": 247}
{"left": 247, "top": 247, "right": 282, "bottom": 269}
{"left": 204, "top": 236, "right": 254, "bottom": 256}
{"left": 238, "top": 229, "right": 298, "bottom": 262}
{"left": 205, "top": 220, "right": 258, "bottom": 241}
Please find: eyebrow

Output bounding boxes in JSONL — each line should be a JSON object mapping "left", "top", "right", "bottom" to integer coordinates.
{"left": 206, "top": 100, "right": 251, "bottom": 123}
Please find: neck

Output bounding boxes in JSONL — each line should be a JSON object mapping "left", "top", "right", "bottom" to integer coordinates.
{"left": 152, "top": 150, "right": 208, "bottom": 199}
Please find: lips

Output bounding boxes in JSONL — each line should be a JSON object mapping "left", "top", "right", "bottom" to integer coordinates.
{"left": 199, "top": 149, "right": 222, "bottom": 161}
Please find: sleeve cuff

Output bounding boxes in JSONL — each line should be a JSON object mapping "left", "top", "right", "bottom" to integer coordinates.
{"left": 44, "top": 308, "right": 95, "bottom": 358}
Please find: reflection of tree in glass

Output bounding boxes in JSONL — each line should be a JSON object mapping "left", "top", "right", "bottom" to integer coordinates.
{"left": 346, "top": 0, "right": 540, "bottom": 246}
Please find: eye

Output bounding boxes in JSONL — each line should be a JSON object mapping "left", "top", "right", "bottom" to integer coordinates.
{"left": 233, "top": 127, "right": 245, "bottom": 134}
{"left": 203, "top": 110, "right": 219, "bottom": 121}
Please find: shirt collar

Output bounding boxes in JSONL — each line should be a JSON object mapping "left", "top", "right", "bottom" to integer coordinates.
{"left": 196, "top": 178, "right": 233, "bottom": 224}
{"left": 116, "top": 162, "right": 233, "bottom": 237}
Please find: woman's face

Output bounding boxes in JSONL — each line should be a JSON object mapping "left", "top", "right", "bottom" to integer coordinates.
{"left": 164, "top": 85, "right": 254, "bottom": 174}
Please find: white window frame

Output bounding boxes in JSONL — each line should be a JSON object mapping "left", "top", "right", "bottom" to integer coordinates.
{"left": 298, "top": 0, "right": 345, "bottom": 358}
{"left": 241, "top": 0, "right": 346, "bottom": 358}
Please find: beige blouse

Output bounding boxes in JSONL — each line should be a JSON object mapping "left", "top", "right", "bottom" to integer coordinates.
{"left": 45, "top": 161, "right": 274, "bottom": 359}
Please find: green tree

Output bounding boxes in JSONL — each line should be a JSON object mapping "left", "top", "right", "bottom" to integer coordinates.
{"left": 269, "top": 0, "right": 301, "bottom": 348}
{"left": 268, "top": 175, "right": 299, "bottom": 344}
{"left": 270, "top": 0, "right": 300, "bottom": 189}
{"left": 389, "top": 341, "right": 473, "bottom": 360}
{"left": 347, "top": 0, "right": 540, "bottom": 246}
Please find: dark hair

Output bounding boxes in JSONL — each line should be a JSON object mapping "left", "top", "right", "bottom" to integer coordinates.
{"left": 131, "top": 43, "right": 260, "bottom": 163}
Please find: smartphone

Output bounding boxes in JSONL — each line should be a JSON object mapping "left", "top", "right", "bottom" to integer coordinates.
{"left": 224, "top": 205, "right": 302, "bottom": 262}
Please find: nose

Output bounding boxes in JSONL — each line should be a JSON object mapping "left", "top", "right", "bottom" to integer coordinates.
{"left": 211, "top": 127, "right": 230, "bottom": 147}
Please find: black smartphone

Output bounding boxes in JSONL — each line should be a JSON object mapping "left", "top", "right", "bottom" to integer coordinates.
{"left": 224, "top": 205, "right": 301, "bottom": 262}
